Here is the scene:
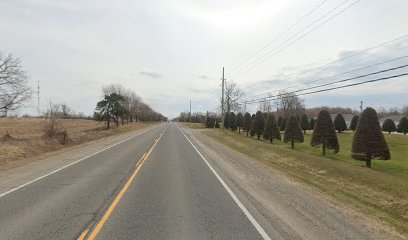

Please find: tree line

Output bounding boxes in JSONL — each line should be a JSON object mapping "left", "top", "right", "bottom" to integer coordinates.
{"left": 214, "top": 108, "right": 407, "bottom": 168}
{"left": 94, "top": 83, "right": 166, "bottom": 128}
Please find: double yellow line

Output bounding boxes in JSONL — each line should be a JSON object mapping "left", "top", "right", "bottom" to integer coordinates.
{"left": 78, "top": 128, "right": 166, "bottom": 240}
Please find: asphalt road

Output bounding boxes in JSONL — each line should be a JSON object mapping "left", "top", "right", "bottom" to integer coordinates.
{"left": 0, "top": 123, "right": 267, "bottom": 240}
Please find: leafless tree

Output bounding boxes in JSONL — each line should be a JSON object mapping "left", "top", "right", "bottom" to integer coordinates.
{"left": 0, "top": 52, "right": 32, "bottom": 116}
{"left": 224, "top": 81, "right": 243, "bottom": 113}
{"left": 128, "top": 91, "right": 142, "bottom": 122}
{"left": 60, "top": 103, "right": 73, "bottom": 119}
{"left": 402, "top": 105, "right": 408, "bottom": 116}
{"left": 276, "top": 90, "right": 305, "bottom": 118}
{"left": 259, "top": 97, "right": 273, "bottom": 112}
{"left": 43, "top": 101, "right": 62, "bottom": 137}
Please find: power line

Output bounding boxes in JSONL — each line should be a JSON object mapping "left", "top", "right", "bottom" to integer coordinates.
{"left": 278, "top": 34, "right": 408, "bottom": 89}
{"left": 242, "top": 64, "right": 408, "bottom": 103}
{"left": 230, "top": 0, "right": 359, "bottom": 80}
{"left": 239, "top": 72, "right": 408, "bottom": 105}
{"left": 241, "top": 55, "right": 408, "bottom": 102}
{"left": 227, "top": 0, "right": 328, "bottom": 75}
{"left": 240, "top": 34, "right": 408, "bottom": 101}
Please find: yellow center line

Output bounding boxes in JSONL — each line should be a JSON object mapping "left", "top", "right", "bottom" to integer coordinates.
{"left": 77, "top": 228, "right": 89, "bottom": 240}
{"left": 83, "top": 128, "right": 167, "bottom": 240}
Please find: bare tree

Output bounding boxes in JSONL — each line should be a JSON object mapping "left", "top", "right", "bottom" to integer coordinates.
{"left": 128, "top": 91, "right": 142, "bottom": 122}
{"left": 43, "top": 101, "right": 62, "bottom": 136}
{"left": 402, "top": 105, "right": 408, "bottom": 116}
{"left": 0, "top": 52, "right": 32, "bottom": 116}
{"left": 224, "top": 81, "right": 243, "bottom": 113}
{"left": 276, "top": 90, "right": 305, "bottom": 118}
{"left": 60, "top": 103, "right": 73, "bottom": 119}
{"left": 259, "top": 97, "right": 272, "bottom": 112}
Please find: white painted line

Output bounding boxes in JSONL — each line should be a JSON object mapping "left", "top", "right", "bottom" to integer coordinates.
{"left": 177, "top": 125, "right": 272, "bottom": 240}
{"left": 0, "top": 126, "right": 158, "bottom": 198}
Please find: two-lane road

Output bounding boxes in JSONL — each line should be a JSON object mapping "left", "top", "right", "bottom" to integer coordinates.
{"left": 0, "top": 123, "right": 267, "bottom": 240}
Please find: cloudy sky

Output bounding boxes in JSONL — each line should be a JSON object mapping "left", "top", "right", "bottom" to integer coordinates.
{"left": 1, "top": 0, "right": 407, "bottom": 118}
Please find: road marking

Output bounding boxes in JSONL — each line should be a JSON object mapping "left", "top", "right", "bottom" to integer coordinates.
{"left": 85, "top": 127, "right": 167, "bottom": 240}
{"left": 0, "top": 126, "right": 158, "bottom": 199}
{"left": 177, "top": 124, "right": 272, "bottom": 240}
{"left": 77, "top": 228, "right": 90, "bottom": 240}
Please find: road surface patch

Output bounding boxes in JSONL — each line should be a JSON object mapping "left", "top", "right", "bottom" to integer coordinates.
{"left": 177, "top": 124, "right": 272, "bottom": 240}
{"left": 84, "top": 127, "right": 167, "bottom": 240}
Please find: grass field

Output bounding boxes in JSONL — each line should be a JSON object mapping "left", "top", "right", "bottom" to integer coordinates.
{"left": 0, "top": 118, "right": 153, "bottom": 169}
{"left": 198, "top": 125, "right": 408, "bottom": 235}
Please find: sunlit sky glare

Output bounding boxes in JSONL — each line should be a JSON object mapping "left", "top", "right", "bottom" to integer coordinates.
{"left": 1, "top": 0, "right": 407, "bottom": 118}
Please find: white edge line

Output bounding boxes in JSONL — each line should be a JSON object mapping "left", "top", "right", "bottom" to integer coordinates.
{"left": 176, "top": 124, "right": 272, "bottom": 240}
{"left": 0, "top": 126, "right": 157, "bottom": 198}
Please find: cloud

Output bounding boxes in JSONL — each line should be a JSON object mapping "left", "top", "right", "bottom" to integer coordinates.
{"left": 140, "top": 69, "right": 162, "bottom": 79}
{"left": 197, "top": 75, "right": 209, "bottom": 79}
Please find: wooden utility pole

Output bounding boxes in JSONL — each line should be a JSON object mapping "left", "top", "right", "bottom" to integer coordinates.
{"left": 37, "top": 81, "right": 40, "bottom": 116}
{"left": 189, "top": 100, "right": 192, "bottom": 123}
{"left": 221, "top": 67, "right": 225, "bottom": 124}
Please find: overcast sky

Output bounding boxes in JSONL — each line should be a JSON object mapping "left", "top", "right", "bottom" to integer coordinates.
{"left": 1, "top": 0, "right": 407, "bottom": 118}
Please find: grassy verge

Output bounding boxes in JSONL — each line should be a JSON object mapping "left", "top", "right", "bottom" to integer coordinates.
{"left": 182, "top": 122, "right": 206, "bottom": 129}
{"left": 200, "top": 128, "right": 408, "bottom": 235}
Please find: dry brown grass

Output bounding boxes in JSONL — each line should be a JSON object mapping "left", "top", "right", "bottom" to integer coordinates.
{"left": 0, "top": 118, "right": 153, "bottom": 169}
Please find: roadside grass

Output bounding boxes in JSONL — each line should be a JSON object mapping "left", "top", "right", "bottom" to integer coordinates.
{"left": 182, "top": 122, "right": 205, "bottom": 129}
{"left": 0, "top": 118, "right": 154, "bottom": 169}
{"left": 201, "top": 128, "right": 408, "bottom": 235}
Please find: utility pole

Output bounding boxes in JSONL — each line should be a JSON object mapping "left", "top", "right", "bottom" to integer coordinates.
{"left": 189, "top": 100, "right": 192, "bottom": 123}
{"left": 37, "top": 81, "right": 40, "bottom": 116}
{"left": 360, "top": 100, "right": 363, "bottom": 113}
{"left": 221, "top": 67, "right": 225, "bottom": 123}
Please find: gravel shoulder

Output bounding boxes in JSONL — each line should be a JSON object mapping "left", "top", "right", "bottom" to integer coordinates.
{"left": 183, "top": 127, "right": 405, "bottom": 240}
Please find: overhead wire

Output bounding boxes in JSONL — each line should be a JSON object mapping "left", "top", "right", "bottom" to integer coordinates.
{"left": 230, "top": 0, "right": 359, "bottom": 80}
{"left": 241, "top": 54, "right": 408, "bottom": 102}
{"left": 227, "top": 0, "right": 328, "bottom": 75}
{"left": 239, "top": 72, "right": 408, "bottom": 105}
{"left": 240, "top": 34, "right": 408, "bottom": 101}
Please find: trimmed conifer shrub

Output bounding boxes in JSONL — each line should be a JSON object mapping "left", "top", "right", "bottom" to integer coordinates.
{"left": 310, "top": 118, "right": 315, "bottom": 130}
{"left": 250, "top": 121, "right": 256, "bottom": 137}
{"left": 263, "top": 113, "right": 281, "bottom": 143}
{"left": 284, "top": 116, "right": 304, "bottom": 148}
{"left": 229, "top": 112, "right": 237, "bottom": 131}
{"left": 334, "top": 114, "right": 347, "bottom": 133}
{"left": 253, "top": 111, "right": 265, "bottom": 140}
{"left": 223, "top": 112, "right": 230, "bottom": 129}
{"left": 382, "top": 118, "right": 397, "bottom": 134}
{"left": 311, "top": 110, "right": 339, "bottom": 155}
{"left": 277, "top": 116, "right": 283, "bottom": 129}
{"left": 243, "top": 112, "right": 252, "bottom": 137}
{"left": 236, "top": 112, "right": 244, "bottom": 133}
{"left": 301, "top": 114, "right": 310, "bottom": 134}
{"left": 205, "top": 116, "right": 215, "bottom": 128}
{"left": 351, "top": 107, "right": 390, "bottom": 168}
{"left": 350, "top": 115, "right": 359, "bottom": 132}
{"left": 280, "top": 118, "right": 287, "bottom": 131}
{"left": 398, "top": 117, "right": 408, "bottom": 135}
